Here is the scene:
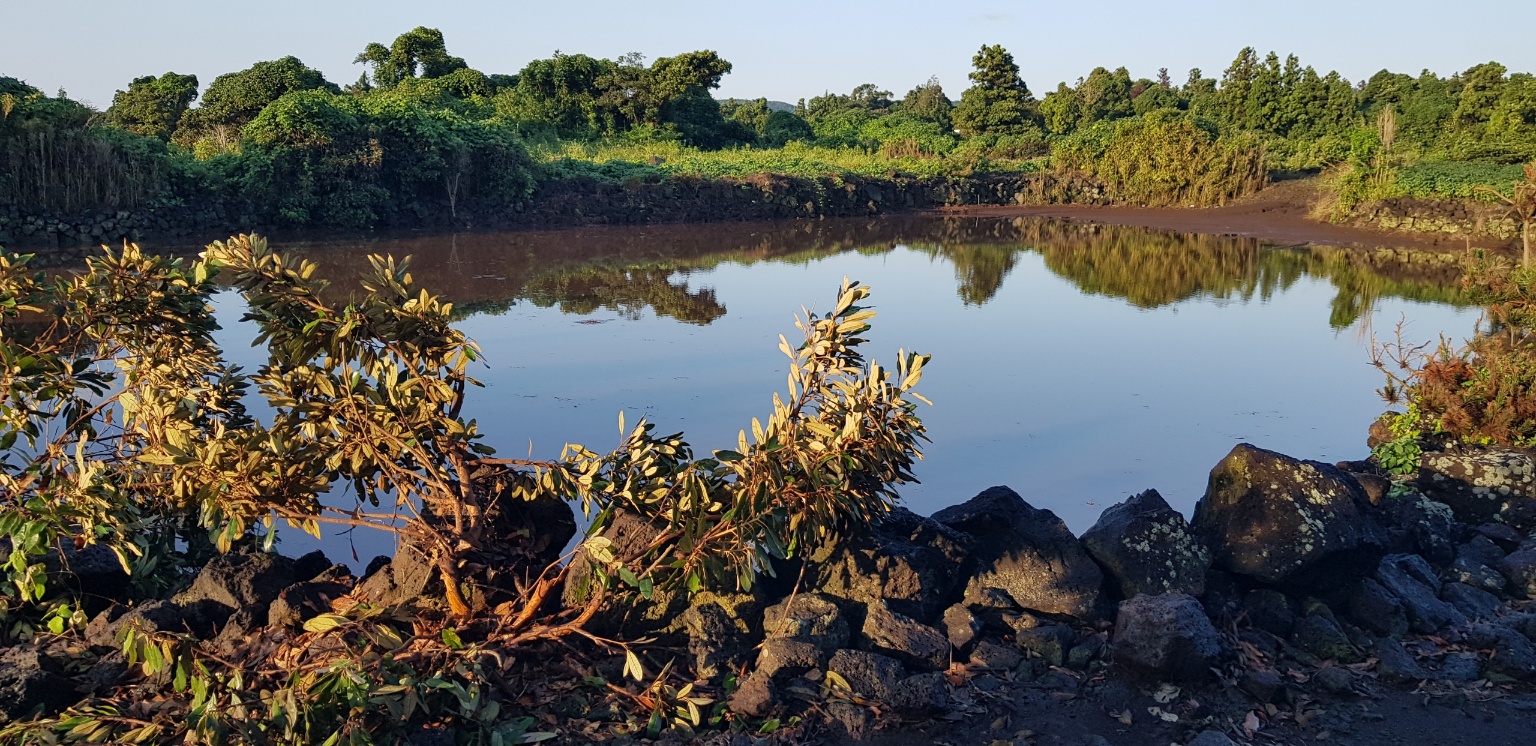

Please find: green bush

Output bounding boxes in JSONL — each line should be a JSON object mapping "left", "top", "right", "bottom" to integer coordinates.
{"left": 1052, "top": 110, "right": 1266, "bottom": 206}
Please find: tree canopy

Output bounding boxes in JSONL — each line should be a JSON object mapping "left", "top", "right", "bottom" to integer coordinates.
{"left": 104, "top": 72, "right": 198, "bottom": 140}
{"left": 953, "top": 45, "right": 1039, "bottom": 138}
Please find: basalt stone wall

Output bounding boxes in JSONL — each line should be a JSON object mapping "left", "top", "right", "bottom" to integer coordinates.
{"left": 0, "top": 202, "right": 244, "bottom": 257}
{"left": 0, "top": 172, "right": 1109, "bottom": 249}
{"left": 1352, "top": 197, "right": 1520, "bottom": 242}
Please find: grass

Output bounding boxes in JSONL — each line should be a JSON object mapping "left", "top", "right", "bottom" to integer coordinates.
{"left": 532, "top": 139, "right": 1044, "bottom": 182}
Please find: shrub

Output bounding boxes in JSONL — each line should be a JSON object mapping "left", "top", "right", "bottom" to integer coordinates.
{"left": 0, "top": 237, "right": 931, "bottom": 743}
{"left": 1052, "top": 111, "right": 1267, "bottom": 206}
{"left": 1376, "top": 251, "right": 1536, "bottom": 448}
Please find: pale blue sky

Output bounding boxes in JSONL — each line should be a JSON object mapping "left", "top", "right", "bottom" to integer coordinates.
{"left": 4, "top": 0, "right": 1533, "bottom": 109}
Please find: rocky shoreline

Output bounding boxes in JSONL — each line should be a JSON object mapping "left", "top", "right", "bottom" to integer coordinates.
{"left": 6, "top": 436, "right": 1536, "bottom": 744}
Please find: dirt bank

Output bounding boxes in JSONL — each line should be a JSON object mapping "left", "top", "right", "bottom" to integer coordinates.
{"left": 937, "top": 178, "right": 1511, "bottom": 256}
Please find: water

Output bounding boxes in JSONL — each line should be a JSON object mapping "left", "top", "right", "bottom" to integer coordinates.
{"left": 204, "top": 214, "right": 1478, "bottom": 561}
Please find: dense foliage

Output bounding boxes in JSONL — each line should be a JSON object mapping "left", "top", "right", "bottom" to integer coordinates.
{"left": 4, "top": 31, "right": 1536, "bottom": 228}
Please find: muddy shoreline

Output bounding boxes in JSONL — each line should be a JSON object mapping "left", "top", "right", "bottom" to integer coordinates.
{"left": 932, "top": 181, "right": 1510, "bottom": 256}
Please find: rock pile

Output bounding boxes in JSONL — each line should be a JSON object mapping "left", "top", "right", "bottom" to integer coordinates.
{"left": 10, "top": 437, "right": 1536, "bottom": 743}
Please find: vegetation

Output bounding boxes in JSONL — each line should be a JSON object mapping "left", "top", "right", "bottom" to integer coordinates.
{"left": 1375, "top": 250, "right": 1536, "bottom": 466}
{"left": 0, "top": 236, "right": 930, "bottom": 742}
{"left": 1476, "top": 162, "right": 1536, "bottom": 266}
{"left": 3, "top": 30, "right": 1536, "bottom": 229}
{"left": 1051, "top": 110, "right": 1266, "bottom": 206}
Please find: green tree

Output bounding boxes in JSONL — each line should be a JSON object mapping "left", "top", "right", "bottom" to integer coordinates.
{"left": 1486, "top": 74, "right": 1536, "bottom": 159}
{"left": 495, "top": 49, "right": 734, "bottom": 139}
{"left": 952, "top": 44, "right": 1038, "bottom": 137}
{"left": 104, "top": 72, "right": 199, "bottom": 140}
{"left": 1079, "top": 66, "right": 1134, "bottom": 125}
{"left": 496, "top": 52, "right": 614, "bottom": 137}
{"left": 659, "top": 88, "right": 752, "bottom": 149}
{"left": 800, "top": 84, "right": 893, "bottom": 123}
{"left": 1040, "top": 82, "right": 1082, "bottom": 134}
{"left": 760, "top": 109, "right": 813, "bottom": 145}
{"left": 355, "top": 26, "right": 468, "bottom": 89}
{"left": 721, "top": 97, "right": 772, "bottom": 133}
{"left": 1453, "top": 62, "right": 1509, "bottom": 131}
{"left": 1246, "top": 52, "right": 1284, "bottom": 133}
{"left": 175, "top": 56, "right": 337, "bottom": 146}
{"left": 1183, "top": 68, "right": 1220, "bottom": 118}
{"left": 898, "top": 76, "right": 953, "bottom": 131}
{"left": 1219, "top": 47, "right": 1260, "bottom": 128}
{"left": 1131, "top": 83, "right": 1183, "bottom": 116}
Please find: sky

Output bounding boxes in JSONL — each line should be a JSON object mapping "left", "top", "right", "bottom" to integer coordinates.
{"left": 4, "top": 0, "right": 1535, "bottom": 110}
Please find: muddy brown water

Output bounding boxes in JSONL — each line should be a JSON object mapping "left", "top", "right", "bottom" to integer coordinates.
{"left": 183, "top": 214, "right": 1479, "bottom": 565}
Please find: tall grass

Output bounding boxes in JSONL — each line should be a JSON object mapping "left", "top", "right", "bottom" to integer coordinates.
{"left": 0, "top": 125, "right": 173, "bottom": 213}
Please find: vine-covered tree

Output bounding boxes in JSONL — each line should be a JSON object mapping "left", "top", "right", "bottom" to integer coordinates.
{"left": 897, "top": 76, "right": 953, "bottom": 131}
{"left": 495, "top": 49, "right": 738, "bottom": 144}
{"left": 174, "top": 56, "right": 337, "bottom": 146}
{"left": 1078, "top": 66, "right": 1134, "bottom": 125}
{"left": 355, "top": 26, "right": 469, "bottom": 90}
{"left": 104, "top": 72, "right": 199, "bottom": 140}
{"left": 1039, "top": 82, "right": 1082, "bottom": 134}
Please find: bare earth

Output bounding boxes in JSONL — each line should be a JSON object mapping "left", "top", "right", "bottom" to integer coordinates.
{"left": 934, "top": 179, "right": 1508, "bottom": 255}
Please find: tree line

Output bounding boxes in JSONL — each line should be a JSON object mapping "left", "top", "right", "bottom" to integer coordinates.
{"left": 2, "top": 27, "right": 1534, "bottom": 229}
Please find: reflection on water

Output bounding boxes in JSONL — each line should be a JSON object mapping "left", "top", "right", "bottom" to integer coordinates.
{"left": 283, "top": 216, "right": 1467, "bottom": 332}
{"left": 213, "top": 215, "right": 1476, "bottom": 550}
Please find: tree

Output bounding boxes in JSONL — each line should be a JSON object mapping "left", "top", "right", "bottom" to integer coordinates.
{"left": 898, "top": 76, "right": 953, "bottom": 131}
{"left": 1183, "top": 67, "right": 1220, "bottom": 118}
{"left": 355, "top": 26, "right": 468, "bottom": 89}
{"left": 1132, "top": 83, "right": 1184, "bottom": 116}
{"left": 496, "top": 49, "right": 735, "bottom": 139}
{"left": 1486, "top": 74, "right": 1536, "bottom": 158}
{"left": 1079, "top": 66, "right": 1133, "bottom": 125}
{"left": 721, "top": 97, "right": 772, "bottom": 133}
{"left": 952, "top": 44, "right": 1038, "bottom": 137}
{"left": 1453, "top": 62, "right": 1508, "bottom": 130}
{"left": 1039, "top": 82, "right": 1082, "bottom": 134}
{"left": 497, "top": 52, "right": 613, "bottom": 137}
{"left": 659, "top": 88, "right": 752, "bottom": 149}
{"left": 175, "top": 56, "right": 337, "bottom": 145}
{"left": 104, "top": 72, "right": 199, "bottom": 140}
{"left": 721, "top": 98, "right": 812, "bottom": 145}
{"left": 760, "top": 109, "right": 813, "bottom": 145}
{"left": 1245, "top": 52, "right": 1284, "bottom": 133}
{"left": 1219, "top": 47, "right": 1260, "bottom": 128}
{"left": 801, "top": 84, "right": 892, "bottom": 123}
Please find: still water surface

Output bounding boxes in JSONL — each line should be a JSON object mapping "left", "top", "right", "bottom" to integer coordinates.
{"left": 207, "top": 215, "right": 1478, "bottom": 560}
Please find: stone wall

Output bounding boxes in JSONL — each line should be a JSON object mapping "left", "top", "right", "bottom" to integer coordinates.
{"left": 0, "top": 172, "right": 1109, "bottom": 249}
{"left": 1351, "top": 196, "right": 1521, "bottom": 243}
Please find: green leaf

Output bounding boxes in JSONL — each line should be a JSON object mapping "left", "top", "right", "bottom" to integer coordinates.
{"left": 441, "top": 627, "right": 465, "bottom": 650}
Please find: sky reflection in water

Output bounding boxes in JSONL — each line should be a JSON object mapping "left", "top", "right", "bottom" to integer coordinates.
{"left": 207, "top": 215, "right": 1480, "bottom": 561}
